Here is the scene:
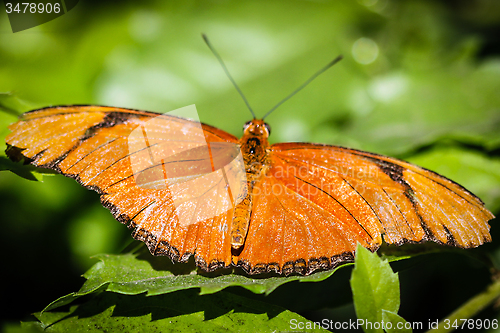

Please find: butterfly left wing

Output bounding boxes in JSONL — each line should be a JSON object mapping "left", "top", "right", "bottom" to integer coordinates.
{"left": 6, "top": 106, "right": 241, "bottom": 271}
{"left": 233, "top": 142, "right": 494, "bottom": 275}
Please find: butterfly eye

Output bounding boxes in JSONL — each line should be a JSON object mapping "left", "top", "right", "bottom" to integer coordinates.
{"left": 243, "top": 120, "right": 252, "bottom": 131}
{"left": 264, "top": 123, "right": 271, "bottom": 135}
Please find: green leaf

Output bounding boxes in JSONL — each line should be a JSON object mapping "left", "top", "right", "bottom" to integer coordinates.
{"left": 36, "top": 290, "right": 328, "bottom": 332}
{"left": 382, "top": 310, "right": 412, "bottom": 333}
{"left": 44, "top": 244, "right": 350, "bottom": 312}
{"left": 43, "top": 242, "right": 417, "bottom": 314}
{"left": 0, "top": 92, "right": 32, "bottom": 116}
{"left": 0, "top": 104, "right": 18, "bottom": 155}
{"left": 0, "top": 156, "right": 57, "bottom": 181}
{"left": 350, "top": 244, "right": 401, "bottom": 333}
{"left": 11, "top": 321, "right": 46, "bottom": 333}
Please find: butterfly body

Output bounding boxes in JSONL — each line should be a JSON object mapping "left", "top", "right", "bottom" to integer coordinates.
{"left": 231, "top": 120, "right": 272, "bottom": 250}
{"left": 5, "top": 106, "right": 495, "bottom": 275}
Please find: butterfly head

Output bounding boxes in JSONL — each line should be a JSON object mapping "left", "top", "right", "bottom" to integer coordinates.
{"left": 243, "top": 119, "right": 271, "bottom": 138}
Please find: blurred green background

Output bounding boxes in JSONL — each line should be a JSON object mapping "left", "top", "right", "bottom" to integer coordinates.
{"left": 1, "top": 0, "right": 499, "bottom": 331}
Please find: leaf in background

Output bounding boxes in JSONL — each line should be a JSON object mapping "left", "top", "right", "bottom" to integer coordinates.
{"left": 0, "top": 103, "right": 18, "bottom": 155}
{"left": 17, "top": 322, "right": 46, "bottom": 333}
{"left": 407, "top": 146, "right": 500, "bottom": 212}
{"left": 325, "top": 62, "right": 500, "bottom": 156}
{"left": 36, "top": 290, "right": 328, "bottom": 332}
{"left": 350, "top": 244, "right": 411, "bottom": 333}
{"left": 0, "top": 92, "right": 33, "bottom": 116}
{"left": 0, "top": 156, "right": 57, "bottom": 182}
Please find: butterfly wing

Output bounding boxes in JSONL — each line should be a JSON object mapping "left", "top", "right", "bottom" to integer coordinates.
{"left": 7, "top": 109, "right": 495, "bottom": 276}
{"left": 6, "top": 106, "right": 241, "bottom": 271}
{"left": 234, "top": 142, "right": 494, "bottom": 275}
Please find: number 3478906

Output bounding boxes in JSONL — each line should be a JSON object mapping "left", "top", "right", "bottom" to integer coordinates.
{"left": 5, "top": 2, "right": 61, "bottom": 14}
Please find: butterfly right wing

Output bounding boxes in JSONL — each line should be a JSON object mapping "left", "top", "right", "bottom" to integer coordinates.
{"left": 233, "top": 142, "right": 494, "bottom": 275}
{"left": 269, "top": 142, "right": 493, "bottom": 248}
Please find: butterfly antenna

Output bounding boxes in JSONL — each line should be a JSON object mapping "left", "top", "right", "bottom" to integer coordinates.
{"left": 202, "top": 34, "right": 256, "bottom": 119}
{"left": 262, "top": 55, "right": 343, "bottom": 120}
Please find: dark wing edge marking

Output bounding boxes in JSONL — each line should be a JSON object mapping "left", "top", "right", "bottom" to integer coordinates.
{"left": 101, "top": 194, "right": 232, "bottom": 272}
{"left": 272, "top": 142, "right": 491, "bottom": 208}
{"left": 19, "top": 105, "right": 239, "bottom": 142}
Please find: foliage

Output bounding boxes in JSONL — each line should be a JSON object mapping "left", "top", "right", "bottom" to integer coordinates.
{"left": 29, "top": 291, "right": 320, "bottom": 333}
{"left": 20, "top": 243, "right": 411, "bottom": 332}
{"left": 1, "top": 0, "right": 500, "bottom": 332}
{"left": 351, "top": 245, "right": 411, "bottom": 333}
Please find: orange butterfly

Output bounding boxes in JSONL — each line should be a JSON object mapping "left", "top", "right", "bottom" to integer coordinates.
{"left": 5, "top": 104, "right": 494, "bottom": 275}
{"left": 4, "top": 39, "right": 495, "bottom": 275}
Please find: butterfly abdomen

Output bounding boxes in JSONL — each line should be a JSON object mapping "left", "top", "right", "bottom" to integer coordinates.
{"left": 230, "top": 120, "right": 272, "bottom": 251}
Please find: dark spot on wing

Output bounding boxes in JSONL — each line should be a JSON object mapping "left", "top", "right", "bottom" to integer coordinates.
{"left": 83, "top": 112, "right": 139, "bottom": 140}
{"left": 372, "top": 158, "right": 405, "bottom": 185}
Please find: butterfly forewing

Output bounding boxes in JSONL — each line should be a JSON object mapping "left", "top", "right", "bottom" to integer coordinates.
{"left": 6, "top": 106, "right": 241, "bottom": 270}
{"left": 271, "top": 143, "right": 493, "bottom": 249}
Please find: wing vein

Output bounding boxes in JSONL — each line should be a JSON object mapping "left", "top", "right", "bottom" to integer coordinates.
{"left": 292, "top": 175, "right": 373, "bottom": 240}
{"left": 381, "top": 188, "right": 417, "bottom": 238}
{"left": 66, "top": 137, "right": 120, "bottom": 171}
{"left": 342, "top": 178, "right": 384, "bottom": 227}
